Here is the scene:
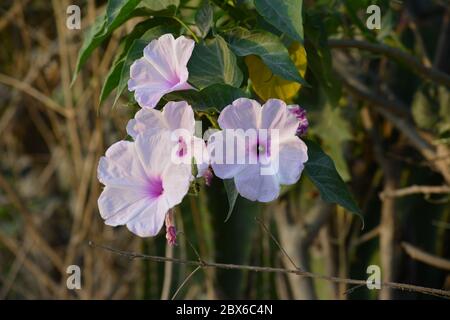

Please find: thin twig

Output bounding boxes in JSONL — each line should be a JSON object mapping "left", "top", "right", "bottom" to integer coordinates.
{"left": 402, "top": 242, "right": 450, "bottom": 271}
{"left": 328, "top": 39, "right": 450, "bottom": 87}
{"left": 255, "top": 217, "right": 301, "bottom": 271}
{"left": 89, "top": 241, "right": 450, "bottom": 299}
{"left": 0, "top": 73, "right": 71, "bottom": 118}
{"left": 380, "top": 185, "right": 450, "bottom": 199}
{"left": 171, "top": 266, "right": 201, "bottom": 300}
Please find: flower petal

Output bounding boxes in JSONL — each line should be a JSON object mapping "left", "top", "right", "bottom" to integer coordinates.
{"left": 126, "top": 108, "right": 166, "bottom": 139}
{"left": 131, "top": 86, "right": 168, "bottom": 109}
{"left": 234, "top": 164, "right": 280, "bottom": 202}
{"left": 97, "top": 141, "right": 147, "bottom": 188}
{"left": 276, "top": 137, "right": 308, "bottom": 185}
{"left": 98, "top": 186, "right": 150, "bottom": 226}
{"left": 143, "top": 34, "right": 181, "bottom": 84}
{"left": 162, "top": 164, "right": 191, "bottom": 207}
{"left": 174, "top": 35, "right": 195, "bottom": 68}
{"left": 162, "top": 101, "right": 195, "bottom": 133}
{"left": 261, "top": 99, "right": 299, "bottom": 141}
{"left": 134, "top": 131, "right": 173, "bottom": 177}
{"left": 126, "top": 199, "right": 168, "bottom": 237}
{"left": 208, "top": 130, "right": 247, "bottom": 179}
{"left": 218, "top": 98, "right": 261, "bottom": 130}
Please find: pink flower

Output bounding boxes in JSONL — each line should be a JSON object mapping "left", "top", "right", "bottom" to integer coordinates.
{"left": 126, "top": 100, "right": 209, "bottom": 177}
{"left": 97, "top": 132, "right": 191, "bottom": 237}
{"left": 128, "top": 34, "right": 195, "bottom": 109}
{"left": 208, "top": 98, "right": 308, "bottom": 202}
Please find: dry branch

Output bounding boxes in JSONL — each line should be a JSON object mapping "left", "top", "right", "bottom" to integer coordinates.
{"left": 89, "top": 241, "right": 450, "bottom": 299}
{"left": 402, "top": 242, "right": 450, "bottom": 271}
{"left": 380, "top": 185, "right": 450, "bottom": 199}
{"left": 328, "top": 39, "right": 450, "bottom": 87}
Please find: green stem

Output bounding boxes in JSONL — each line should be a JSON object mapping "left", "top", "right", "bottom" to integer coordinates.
{"left": 172, "top": 16, "right": 200, "bottom": 43}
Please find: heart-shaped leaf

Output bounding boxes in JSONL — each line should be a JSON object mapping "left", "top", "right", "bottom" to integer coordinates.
{"left": 188, "top": 36, "right": 243, "bottom": 89}
{"left": 304, "top": 139, "right": 362, "bottom": 221}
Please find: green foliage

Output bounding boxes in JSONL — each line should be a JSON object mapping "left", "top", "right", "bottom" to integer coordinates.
{"left": 196, "top": 0, "right": 214, "bottom": 38}
{"left": 165, "top": 84, "right": 249, "bottom": 111}
{"left": 139, "top": 0, "right": 179, "bottom": 13}
{"left": 75, "top": 0, "right": 362, "bottom": 226}
{"left": 73, "top": 0, "right": 142, "bottom": 81}
{"left": 188, "top": 35, "right": 243, "bottom": 89}
{"left": 225, "top": 27, "right": 307, "bottom": 84}
{"left": 304, "top": 140, "right": 362, "bottom": 218}
{"left": 254, "top": 0, "right": 304, "bottom": 42}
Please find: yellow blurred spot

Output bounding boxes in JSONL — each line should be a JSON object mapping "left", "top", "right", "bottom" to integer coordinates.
{"left": 245, "top": 42, "right": 307, "bottom": 102}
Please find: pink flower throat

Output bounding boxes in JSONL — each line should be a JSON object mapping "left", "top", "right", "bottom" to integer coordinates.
{"left": 146, "top": 176, "right": 164, "bottom": 199}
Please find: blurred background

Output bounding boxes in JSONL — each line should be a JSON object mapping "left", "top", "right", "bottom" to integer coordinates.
{"left": 0, "top": 0, "right": 449, "bottom": 300}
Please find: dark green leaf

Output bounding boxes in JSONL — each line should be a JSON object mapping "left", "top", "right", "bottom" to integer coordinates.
{"left": 225, "top": 27, "right": 306, "bottom": 85}
{"left": 100, "top": 59, "right": 125, "bottom": 106}
{"left": 254, "top": 0, "right": 304, "bottom": 43}
{"left": 165, "top": 84, "right": 249, "bottom": 111}
{"left": 188, "top": 36, "right": 243, "bottom": 89}
{"left": 139, "top": 0, "right": 179, "bottom": 13}
{"left": 304, "top": 14, "right": 341, "bottom": 105}
{"left": 196, "top": 0, "right": 213, "bottom": 38}
{"left": 304, "top": 139, "right": 362, "bottom": 219}
{"left": 314, "top": 105, "right": 352, "bottom": 181}
{"left": 73, "top": 0, "right": 141, "bottom": 82}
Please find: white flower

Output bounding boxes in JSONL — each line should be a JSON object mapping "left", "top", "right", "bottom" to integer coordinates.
{"left": 128, "top": 34, "right": 195, "bottom": 109}
{"left": 208, "top": 98, "right": 308, "bottom": 202}
{"left": 97, "top": 132, "right": 191, "bottom": 237}
{"left": 126, "top": 100, "right": 209, "bottom": 177}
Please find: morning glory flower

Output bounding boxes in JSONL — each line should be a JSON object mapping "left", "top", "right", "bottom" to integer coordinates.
{"left": 128, "top": 34, "right": 195, "bottom": 109}
{"left": 126, "top": 100, "right": 209, "bottom": 177}
{"left": 97, "top": 132, "right": 191, "bottom": 237}
{"left": 208, "top": 98, "right": 308, "bottom": 202}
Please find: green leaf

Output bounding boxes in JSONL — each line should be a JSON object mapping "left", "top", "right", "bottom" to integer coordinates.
{"left": 304, "top": 139, "right": 362, "bottom": 219}
{"left": 303, "top": 14, "right": 341, "bottom": 105}
{"left": 73, "top": 0, "right": 141, "bottom": 82}
{"left": 113, "top": 25, "right": 180, "bottom": 107}
{"left": 226, "top": 27, "right": 307, "bottom": 85}
{"left": 165, "top": 84, "right": 249, "bottom": 111}
{"left": 254, "top": 0, "right": 304, "bottom": 43}
{"left": 139, "top": 0, "right": 179, "bottom": 13}
{"left": 314, "top": 105, "right": 352, "bottom": 181}
{"left": 412, "top": 84, "right": 440, "bottom": 130}
{"left": 187, "top": 36, "right": 243, "bottom": 89}
{"left": 223, "top": 179, "right": 239, "bottom": 222}
{"left": 100, "top": 59, "right": 125, "bottom": 106}
{"left": 196, "top": 0, "right": 213, "bottom": 38}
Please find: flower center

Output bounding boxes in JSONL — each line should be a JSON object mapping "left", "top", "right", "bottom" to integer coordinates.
{"left": 257, "top": 144, "right": 266, "bottom": 154}
{"left": 255, "top": 136, "right": 271, "bottom": 160}
{"left": 146, "top": 176, "right": 164, "bottom": 199}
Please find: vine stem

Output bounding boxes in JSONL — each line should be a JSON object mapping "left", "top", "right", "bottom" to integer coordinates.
{"left": 89, "top": 241, "right": 450, "bottom": 299}
{"left": 172, "top": 16, "right": 200, "bottom": 43}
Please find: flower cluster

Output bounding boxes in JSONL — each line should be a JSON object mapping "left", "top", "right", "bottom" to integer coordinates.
{"left": 98, "top": 34, "right": 309, "bottom": 242}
